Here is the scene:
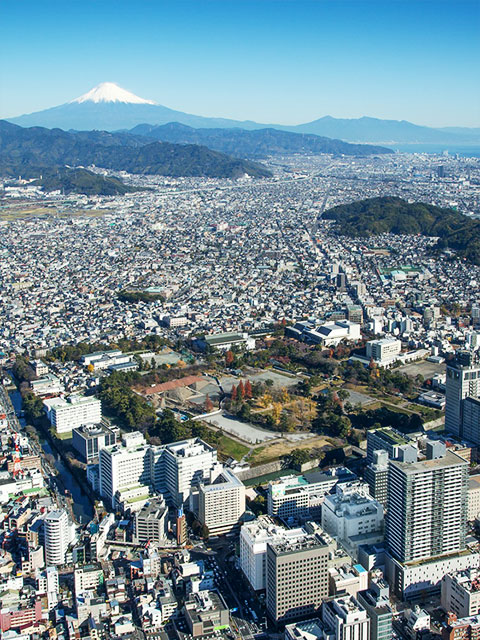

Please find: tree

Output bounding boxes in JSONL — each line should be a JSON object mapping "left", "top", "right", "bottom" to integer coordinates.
{"left": 204, "top": 394, "right": 214, "bottom": 413}
{"left": 225, "top": 350, "right": 234, "bottom": 367}
{"left": 244, "top": 379, "right": 252, "bottom": 399}
{"left": 231, "top": 384, "right": 238, "bottom": 402}
{"left": 238, "top": 380, "right": 245, "bottom": 400}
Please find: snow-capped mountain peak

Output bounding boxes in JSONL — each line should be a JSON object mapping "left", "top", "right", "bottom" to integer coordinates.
{"left": 70, "top": 82, "right": 156, "bottom": 105}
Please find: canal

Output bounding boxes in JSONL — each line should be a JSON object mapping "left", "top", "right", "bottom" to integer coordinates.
{"left": 9, "top": 389, "right": 94, "bottom": 523}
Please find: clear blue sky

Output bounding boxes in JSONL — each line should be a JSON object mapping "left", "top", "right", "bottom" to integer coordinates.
{"left": 1, "top": 0, "right": 479, "bottom": 127}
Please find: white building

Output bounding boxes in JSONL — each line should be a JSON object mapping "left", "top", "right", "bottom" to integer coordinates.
{"left": 36, "top": 566, "right": 59, "bottom": 611}
{"left": 321, "top": 482, "right": 384, "bottom": 557}
{"left": 43, "top": 394, "right": 102, "bottom": 435}
{"left": 386, "top": 444, "right": 468, "bottom": 564}
{"left": 197, "top": 467, "right": 245, "bottom": 536}
{"left": 303, "top": 320, "right": 361, "bottom": 347}
{"left": 442, "top": 568, "right": 480, "bottom": 618}
{"left": 44, "top": 509, "right": 71, "bottom": 566}
{"left": 239, "top": 517, "right": 309, "bottom": 591}
{"left": 468, "top": 475, "right": 480, "bottom": 521}
{"left": 163, "top": 439, "right": 217, "bottom": 507}
{"left": 366, "top": 338, "right": 402, "bottom": 364}
{"left": 445, "top": 350, "right": 480, "bottom": 438}
{"left": 267, "top": 468, "right": 356, "bottom": 522}
{"left": 322, "top": 595, "right": 370, "bottom": 640}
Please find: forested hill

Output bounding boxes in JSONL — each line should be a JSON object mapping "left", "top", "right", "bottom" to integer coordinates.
{"left": 129, "top": 122, "right": 393, "bottom": 158}
{"left": 323, "top": 196, "right": 480, "bottom": 265}
{"left": 0, "top": 120, "right": 272, "bottom": 180}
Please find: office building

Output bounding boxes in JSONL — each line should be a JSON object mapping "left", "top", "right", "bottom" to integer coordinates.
{"left": 99, "top": 433, "right": 218, "bottom": 509}
{"left": 441, "top": 568, "right": 480, "bottom": 618}
{"left": 322, "top": 596, "right": 370, "bottom": 640}
{"left": 468, "top": 475, "right": 480, "bottom": 521}
{"left": 99, "top": 431, "right": 152, "bottom": 507}
{"left": 181, "top": 591, "right": 229, "bottom": 638}
{"left": 364, "top": 450, "right": 389, "bottom": 507}
{"left": 74, "top": 564, "right": 104, "bottom": 595}
{"left": 357, "top": 574, "right": 393, "bottom": 640}
{"left": 366, "top": 427, "right": 414, "bottom": 463}
{"left": 284, "top": 619, "right": 328, "bottom": 640}
{"left": 72, "top": 423, "right": 117, "bottom": 462}
{"left": 267, "top": 468, "right": 356, "bottom": 522}
{"left": 266, "top": 531, "right": 329, "bottom": 624}
{"left": 43, "top": 394, "right": 102, "bottom": 435}
{"left": 163, "top": 439, "right": 218, "bottom": 507}
{"left": 321, "top": 482, "right": 384, "bottom": 557}
{"left": 462, "top": 397, "right": 480, "bottom": 445}
{"left": 134, "top": 497, "right": 169, "bottom": 545}
{"left": 329, "top": 564, "right": 368, "bottom": 597}
{"left": 386, "top": 445, "right": 468, "bottom": 564}
{"left": 445, "top": 350, "right": 480, "bottom": 438}
{"left": 197, "top": 467, "right": 245, "bottom": 536}
{"left": 44, "top": 509, "right": 70, "bottom": 566}
{"left": 366, "top": 338, "right": 402, "bottom": 364}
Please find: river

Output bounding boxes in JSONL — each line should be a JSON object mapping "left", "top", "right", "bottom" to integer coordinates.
{"left": 9, "top": 389, "right": 94, "bottom": 523}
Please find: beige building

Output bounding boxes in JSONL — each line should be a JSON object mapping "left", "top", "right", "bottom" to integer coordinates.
{"left": 197, "top": 468, "right": 245, "bottom": 536}
{"left": 468, "top": 475, "right": 480, "bottom": 521}
{"left": 266, "top": 532, "right": 329, "bottom": 624}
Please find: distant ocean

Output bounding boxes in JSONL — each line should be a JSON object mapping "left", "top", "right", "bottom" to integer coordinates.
{"left": 393, "top": 144, "right": 480, "bottom": 158}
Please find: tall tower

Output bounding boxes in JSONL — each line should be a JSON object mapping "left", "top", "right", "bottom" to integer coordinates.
{"left": 386, "top": 443, "right": 468, "bottom": 564}
{"left": 44, "top": 510, "right": 70, "bottom": 566}
{"left": 445, "top": 350, "right": 480, "bottom": 437}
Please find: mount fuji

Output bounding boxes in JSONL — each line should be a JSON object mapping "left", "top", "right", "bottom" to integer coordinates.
{"left": 8, "top": 82, "right": 264, "bottom": 132}
{"left": 7, "top": 82, "right": 480, "bottom": 146}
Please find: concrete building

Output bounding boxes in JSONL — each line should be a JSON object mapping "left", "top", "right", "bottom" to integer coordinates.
{"left": 357, "top": 574, "right": 393, "bottom": 640}
{"left": 442, "top": 568, "right": 480, "bottom": 618}
{"left": 284, "top": 619, "right": 329, "bottom": 640}
{"left": 321, "top": 482, "right": 384, "bottom": 557}
{"left": 462, "top": 397, "right": 480, "bottom": 445}
{"left": 43, "top": 394, "right": 102, "bottom": 435}
{"left": 134, "top": 496, "right": 169, "bottom": 545}
{"left": 72, "top": 423, "right": 117, "bottom": 462}
{"left": 44, "top": 509, "right": 70, "bottom": 566}
{"left": 329, "top": 564, "right": 368, "bottom": 597}
{"left": 366, "top": 427, "right": 414, "bottom": 463}
{"left": 74, "top": 564, "right": 104, "bottom": 595}
{"left": 267, "top": 468, "right": 356, "bottom": 522}
{"left": 386, "top": 446, "right": 468, "bottom": 564}
{"left": 445, "top": 350, "right": 480, "bottom": 438}
{"left": 266, "top": 531, "right": 329, "bottom": 625}
{"left": 468, "top": 475, "right": 480, "bottom": 521}
{"left": 364, "top": 450, "right": 389, "bottom": 507}
{"left": 197, "top": 467, "right": 245, "bottom": 536}
{"left": 322, "top": 596, "right": 370, "bottom": 640}
{"left": 366, "top": 337, "right": 402, "bottom": 364}
{"left": 181, "top": 591, "right": 229, "bottom": 638}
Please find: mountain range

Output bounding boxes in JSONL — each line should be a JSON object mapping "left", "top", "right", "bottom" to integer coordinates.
{"left": 0, "top": 120, "right": 272, "bottom": 186}
{"left": 128, "top": 122, "right": 392, "bottom": 158}
{"left": 7, "top": 82, "right": 480, "bottom": 146}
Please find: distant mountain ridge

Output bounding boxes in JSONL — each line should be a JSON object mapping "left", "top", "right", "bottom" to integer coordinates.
{"left": 128, "top": 122, "right": 392, "bottom": 157}
{"left": 0, "top": 120, "right": 271, "bottom": 181}
{"left": 7, "top": 82, "right": 480, "bottom": 146}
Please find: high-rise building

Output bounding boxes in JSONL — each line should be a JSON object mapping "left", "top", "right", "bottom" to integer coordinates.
{"left": 134, "top": 496, "right": 169, "bottom": 545}
{"left": 43, "top": 395, "right": 102, "bottom": 434}
{"left": 357, "top": 573, "right": 393, "bottom": 640}
{"left": 386, "top": 444, "right": 468, "bottom": 564}
{"left": 197, "top": 468, "right": 245, "bottom": 536}
{"left": 266, "top": 532, "right": 329, "bottom": 625}
{"left": 366, "top": 427, "right": 414, "bottom": 463}
{"left": 322, "top": 595, "right": 371, "bottom": 640}
{"left": 445, "top": 350, "right": 480, "bottom": 438}
{"left": 364, "top": 450, "right": 389, "bottom": 507}
{"left": 98, "top": 433, "right": 218, "bottom": 508}
{"left": 72, "top": 424, "right": 117, "bottom": 462}
{"left": 44, "top": 510, "right": 70, "bottom": 566}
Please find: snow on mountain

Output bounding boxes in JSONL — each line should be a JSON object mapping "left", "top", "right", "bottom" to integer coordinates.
{"left": 70, "top": 82, "right": 156, "bottom": 105}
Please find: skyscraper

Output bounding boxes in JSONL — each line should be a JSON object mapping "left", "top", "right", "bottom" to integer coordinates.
{"left": 386, "top": 443, "right": 468, "bottom": 564}
{"left": 44, "top": 509, "right": 70, "bottom": 566}
{"left": 445, "top": 350, "right": 480, "bottom": 438}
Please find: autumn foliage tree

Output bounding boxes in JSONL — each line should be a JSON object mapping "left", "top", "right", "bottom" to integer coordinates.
{"left": 205, "top": 394, "right": 214, "bottom": 412}
{"left": 225, "top": 350, "right": 234, "bottom": 367}
{"left": 238, "top": 380, "right": 245, "bottom": 400}
{"left": 244, "top": 379, "right": 252, "bottom": 399}
{"left": 231, "top": 385, "right": 237, "bottom": 402}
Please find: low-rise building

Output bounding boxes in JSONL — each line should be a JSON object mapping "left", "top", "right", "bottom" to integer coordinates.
{"left": 442, "top": 568, "right": 480, "bottom": 618}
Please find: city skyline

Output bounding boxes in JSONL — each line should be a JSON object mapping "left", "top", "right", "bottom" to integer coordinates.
{"left": 1, "top": 0, "right": 479, "bottom": 128}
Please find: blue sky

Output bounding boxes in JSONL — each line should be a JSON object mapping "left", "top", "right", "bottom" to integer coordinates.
{"left": 1, "top": 0, "right": 479, "bottom": 127}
